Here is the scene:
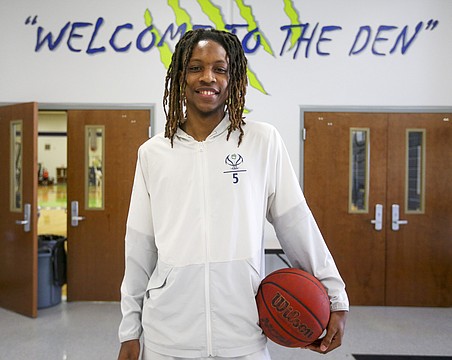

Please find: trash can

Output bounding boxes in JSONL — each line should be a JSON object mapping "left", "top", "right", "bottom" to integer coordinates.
{"left": 38, "top": 235, "right": 67, "bottom": 309}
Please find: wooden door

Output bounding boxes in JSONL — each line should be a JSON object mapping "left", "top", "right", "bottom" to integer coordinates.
{"left": 304, "top": 111, "right": 452, "bottom": 306}
{"left": 385, "top": 113, "right": 451, "bottom": 306}
{"left": 304, "top": 112, "right": 388, "bottom": 305}
{"left": 0, "top": 102, "right": 38, "bottom": 317}
{"left": 66, "top": 110, "right": 150, "bottom": 301}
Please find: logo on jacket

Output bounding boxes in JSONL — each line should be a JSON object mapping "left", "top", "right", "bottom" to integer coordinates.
{"left": 225, "top": 153, "right": 243, "bottom": 169}
{"left": 224, "top": 153, "right": 247, "bottom": 184}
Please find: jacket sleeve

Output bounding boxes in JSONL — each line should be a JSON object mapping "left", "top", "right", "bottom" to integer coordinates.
{"left": 266, "top": 128, "right": 349, "bottom": 312}
{"left": 118, "top": 146, "right": 158, "bottom": 342}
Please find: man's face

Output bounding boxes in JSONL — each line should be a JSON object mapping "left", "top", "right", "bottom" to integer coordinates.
{"left": 184, "top": 39, "right": 229, "bottom": 119}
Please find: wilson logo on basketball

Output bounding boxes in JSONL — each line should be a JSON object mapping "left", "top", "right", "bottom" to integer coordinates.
{"left": 271, "top": 292, "right": 314, "bottom": 338}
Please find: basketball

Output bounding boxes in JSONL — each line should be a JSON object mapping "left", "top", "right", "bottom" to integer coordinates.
{"left": 256, "top": 268, "right": 330, "bottom": 347}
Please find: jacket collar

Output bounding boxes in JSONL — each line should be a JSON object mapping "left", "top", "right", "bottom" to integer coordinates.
{"left": 175, "top": 113, "right": 230, "bottom": 142}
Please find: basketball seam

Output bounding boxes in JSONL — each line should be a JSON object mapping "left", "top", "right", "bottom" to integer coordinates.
{"left": 267, "top": 270, "right": 328, "bottom": 297}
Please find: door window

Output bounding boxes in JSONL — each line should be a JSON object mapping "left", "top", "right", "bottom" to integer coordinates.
{"left": 85, "top": 126, "right": 104, "bottom": 209}
{"left": 349, "top": 128, "right": 370, "bottom": 213}
{"left": 10, "top": 120, "right": 23, "bottom": 211}
{"left": 406, "top": 129, "right": 425, "bottom": 213}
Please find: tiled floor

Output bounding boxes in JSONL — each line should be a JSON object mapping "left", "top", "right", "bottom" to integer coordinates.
{"left": 0, "top": 303, "right": 450, "bottom": 360}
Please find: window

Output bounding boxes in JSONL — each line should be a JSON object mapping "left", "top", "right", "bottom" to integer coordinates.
{"left": 10, "top": 121, "right": 23, "bottom": 212}
{"left": 85, "top": 126, "right": 104, "bottom": 209}
{"left": 349, "top": 128, "right": 369, "bottom": 213}
{"left": 406, "top": 130, "right": 425, "bottom": 213}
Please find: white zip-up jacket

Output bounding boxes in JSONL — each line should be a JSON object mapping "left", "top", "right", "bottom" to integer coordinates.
{"left": 119, "top": 116, "right": 349, "bottom": 358}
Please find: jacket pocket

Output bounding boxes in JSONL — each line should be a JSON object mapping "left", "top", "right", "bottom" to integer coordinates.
{"left": 145, "top": 260, "right": 173, "bottom": 300}
{"left": 245, "top": 258, "right": 263, "bottom": 295}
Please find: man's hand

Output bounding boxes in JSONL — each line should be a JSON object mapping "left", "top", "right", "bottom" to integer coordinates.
{"left": 305, "top": 310, "right": 348, "bottom": 354}
{"left": 118, "top": 339, "right": 140, "bottom": 360}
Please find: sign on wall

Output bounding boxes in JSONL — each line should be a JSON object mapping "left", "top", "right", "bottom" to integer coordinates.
{"left": 23, "top": 1, "right": 441, "bottom": 97}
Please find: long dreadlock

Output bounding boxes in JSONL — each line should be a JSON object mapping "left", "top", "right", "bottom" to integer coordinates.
{"left": 163, "top": 29, "right": 248, "bottom": 147}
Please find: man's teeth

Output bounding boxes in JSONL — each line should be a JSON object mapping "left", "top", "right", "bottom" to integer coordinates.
{"left": 199, "top": 90, "right": 216, "bottom": 95}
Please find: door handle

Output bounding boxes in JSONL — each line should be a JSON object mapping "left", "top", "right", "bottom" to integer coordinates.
{"left": 71, "top": 201, "right": 86, "bottom": 227}
{"left": 15, "top": 203, "right": 31, "bottom": 232}
{"left": 370, "top": 204, "right": 383, "bottom": 231}
{"left": 392, "top": 204, "right": 408, "bottom": 231}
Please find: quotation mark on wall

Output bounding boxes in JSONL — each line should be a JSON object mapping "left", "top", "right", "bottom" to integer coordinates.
{"left": 425, "top": 19, "right": 439, "bottom": 30}
{"left": 25, "top": 15, "right": 38, "bottom": 25}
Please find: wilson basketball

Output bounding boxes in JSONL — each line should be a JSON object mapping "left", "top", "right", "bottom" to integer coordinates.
{"left": 256, "top": 268, "right": 330, "bottom": 347}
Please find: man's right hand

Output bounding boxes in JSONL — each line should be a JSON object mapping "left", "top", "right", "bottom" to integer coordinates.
{"left": 117, "top": 339, "right": 140, "bottom": 360}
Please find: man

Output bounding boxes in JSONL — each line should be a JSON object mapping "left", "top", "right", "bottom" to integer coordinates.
{"left": 118, "top": 28, "right": 348, "bottom": 360}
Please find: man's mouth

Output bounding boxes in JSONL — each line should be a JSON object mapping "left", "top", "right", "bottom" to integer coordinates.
{"left": 197, "top": 89, "right": 219, "bottom": 96}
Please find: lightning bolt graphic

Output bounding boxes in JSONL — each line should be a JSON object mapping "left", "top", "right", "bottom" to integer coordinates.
{"left": 196, "top": 0, "right": 225, "bottom": 28}
{"left": 235, "top": 0, "right": 274, "bottom": 56}
{"left": 169, "top": 0, "right": 193, "bottom": 28}
{"left": 283, "top": 0, "right": 302, "bottom": 50}
{"left": 144, "top": 9, "right": 173, "bottom": 68}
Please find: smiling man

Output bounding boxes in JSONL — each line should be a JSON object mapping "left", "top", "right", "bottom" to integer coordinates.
{"left": 117, "top": 29, "right": 348, "bottom": 360}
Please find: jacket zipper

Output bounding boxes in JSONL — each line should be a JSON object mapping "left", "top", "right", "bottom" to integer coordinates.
{"left": 199, "top": 141, "right": 213, "bottom": 356}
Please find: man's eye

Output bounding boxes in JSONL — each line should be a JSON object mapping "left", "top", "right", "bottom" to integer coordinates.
{"left": 216, "top": 68, "right": 228, "bottom": 74}
{"left": 188, "top": 66, "right": 201, "bottom": 72}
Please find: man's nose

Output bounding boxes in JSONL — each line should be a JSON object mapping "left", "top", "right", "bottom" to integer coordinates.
{"left": 200, "top": 69, "right": 216, "bottom": 83}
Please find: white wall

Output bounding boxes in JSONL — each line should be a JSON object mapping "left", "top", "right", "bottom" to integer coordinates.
{"left": 1, "top": 0, "right": 451, "bottom": 177}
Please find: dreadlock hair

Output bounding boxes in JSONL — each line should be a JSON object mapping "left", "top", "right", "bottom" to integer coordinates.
{"left": 163, "top": 28, "right": 248, "bottom": 147}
